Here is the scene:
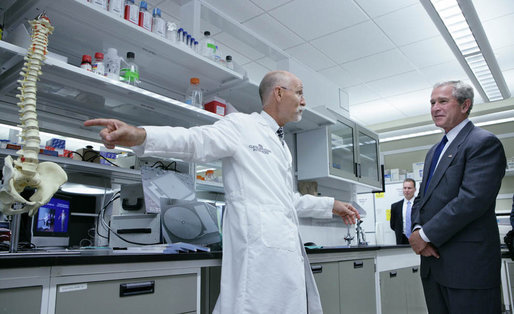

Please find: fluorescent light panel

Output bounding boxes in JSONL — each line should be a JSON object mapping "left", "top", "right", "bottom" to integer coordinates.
{"left": 425, "top": 0, "right": 510, "bottom": 102}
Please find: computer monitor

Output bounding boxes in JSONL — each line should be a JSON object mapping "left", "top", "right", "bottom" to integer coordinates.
{"left": 31, "top": 193, "right": 71, "bottom": 248}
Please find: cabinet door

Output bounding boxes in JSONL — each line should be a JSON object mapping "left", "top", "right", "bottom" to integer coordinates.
{"left": 329, "top": 119, "right": 356, "bottom": 180}
{"left": 339, "top": 259, "right": 376, "bottom": 314}
{"left": 356, "top": 126, "right": 381, "bottom": 188}
{"left": 55, "top": 273, "right": 197, "bottom": 314}
{"left": 312, "top": 262, "right": 340, "bottom": 314}
{"left": 380, "top": 269, "right": 405, "bottom": 314}
{"left": 0, "top": 286, "right": 42, "bottom": 314}
{"left": 405, "top": 266, "right": 427, "bottom": 314}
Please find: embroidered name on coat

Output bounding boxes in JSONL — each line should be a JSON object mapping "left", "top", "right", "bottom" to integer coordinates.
{"left": 248, "top": 144, "right": 271, "bottom": 154}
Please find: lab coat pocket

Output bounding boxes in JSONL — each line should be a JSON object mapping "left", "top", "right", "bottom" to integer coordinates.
{"left": 260, "top": 206, "right": 296, "bottom": 252}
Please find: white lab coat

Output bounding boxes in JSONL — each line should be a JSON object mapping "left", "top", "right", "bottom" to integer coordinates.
{"left": 135, "top": 112, "right": 334, "bottom": 314}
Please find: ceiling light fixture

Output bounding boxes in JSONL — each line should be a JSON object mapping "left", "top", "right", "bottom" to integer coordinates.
{"left": 421, "top": 0, "right": 510, "bottom": 102}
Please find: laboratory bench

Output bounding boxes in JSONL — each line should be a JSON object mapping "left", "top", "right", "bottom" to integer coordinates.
{"left": 0, "top": 245, "right": 428, "bottom": 314}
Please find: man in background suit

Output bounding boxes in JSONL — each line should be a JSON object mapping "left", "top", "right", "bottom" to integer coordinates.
{"left": 390, "top": 178, "right": 416, "bottom": 244}
{"left": 409, "top": 81, "right": 506, "bottom": 314}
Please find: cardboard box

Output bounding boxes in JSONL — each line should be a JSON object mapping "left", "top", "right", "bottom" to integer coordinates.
{"left": 204, "top": 96, "right": 226, "bottom": 116}
{"left": 412, "top": 162, "right": 424, "bottom": 181}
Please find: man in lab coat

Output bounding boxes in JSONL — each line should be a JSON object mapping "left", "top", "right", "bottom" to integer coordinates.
{"left": 409, "top": 81, "right": 506, "bottom": 313}
{"left": 85, "top": 70, "right": 360, "bottom": 314}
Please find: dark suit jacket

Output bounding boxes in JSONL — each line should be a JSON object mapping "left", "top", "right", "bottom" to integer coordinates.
{"left": 411, "top": 121, "right": 506, "bottom": 289}
{"left": 390, "top": 199, "right": 409, "bottom": 244}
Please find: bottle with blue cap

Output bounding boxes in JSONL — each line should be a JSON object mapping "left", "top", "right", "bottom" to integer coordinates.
{"left": 151, "top": 7, "right": 166, "bottom": 37}
{"left": 138, "top": 1, "right": 152, "bottom": 31}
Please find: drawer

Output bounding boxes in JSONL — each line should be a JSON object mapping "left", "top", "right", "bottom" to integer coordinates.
{"left": 55, "top": 273, "right": 197, "bottom": 314}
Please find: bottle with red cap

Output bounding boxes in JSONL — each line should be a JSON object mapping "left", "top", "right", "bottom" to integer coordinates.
{"left": 92, "top": 52, "right": 105, "bottom": 76}
{"left": 80, "top": 55, "right": 93, "bottom": 72}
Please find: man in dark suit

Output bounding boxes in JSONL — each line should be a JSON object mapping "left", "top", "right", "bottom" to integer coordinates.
{"left": 409, "top": 81, "right": 506, "bottom": 314}
{"left": 390, "top": 178, "right": 416, "bottom": 244}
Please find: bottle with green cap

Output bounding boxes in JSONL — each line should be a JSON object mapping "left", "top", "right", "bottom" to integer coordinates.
{"left": 120, "top": 52, "right": 140, "bottom": 86}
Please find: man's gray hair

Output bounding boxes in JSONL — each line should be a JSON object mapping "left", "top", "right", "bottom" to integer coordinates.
{"left": 259, "top": 71, "right": 290, "bottom": 106}
{"left": 433, "top": 80, "right": 474, "bottom": 115}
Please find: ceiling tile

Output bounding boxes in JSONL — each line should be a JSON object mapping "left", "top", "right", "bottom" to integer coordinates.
{"left": 399, "top": 36, "right": 455, "bottom": 69}
{"left": 483, "top": 14, "right": 514, "bottom": 50}
{"left": 385, "top": 89, "right": 432, "bottom": 117}
{"left": 319, "top": 66, "right": 364, "bottom": 89}
{"left": 213, "top": 32, "right": 265, "bottom": 60}
{"left": 203, "top": 0, "right": 264, "bottom": 22}
{"left": 418, "top": 60, "right": 468, "bottom": 86}
{"left": 350, "top": 100, "right": 407, "bottom": 125}
{"left": 474, "top": 0, "right": 514, "bottom": 22}
{"left": 374, "top": 3, "right": 440, "bottom": 46}
{"left": 341, "top": 49, "right": 415, "bottom": 82}
{"left": 242, "top": 14, "right": 304, "bottom": 50}
{"left": 311, "top": 21, "right": 395, "bottom": 64}
{"left": 344, "top": 84, "right": 382, "bottom": 105}
{"left": 366, "top": 71, "right": 431, "bottom": 98}
{"left": 268, "top": 0, "right": 369, "bottom": 41}
{"left": 285, "top": 44, "right": 336, "bottom": 71}
{"left": 354, "top": 0, "right": 418, "bottom": 18}
{"left": 250, "top": 0, "right": 292, "bottom": 11}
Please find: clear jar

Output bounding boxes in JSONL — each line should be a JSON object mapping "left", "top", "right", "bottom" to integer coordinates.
{"left": 185, "top": 77, "right": 203, "bottom": 108}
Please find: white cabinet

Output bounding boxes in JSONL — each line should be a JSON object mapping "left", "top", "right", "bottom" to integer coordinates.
{"left": 297, "top": 109, "right": 382, "bottom": 192}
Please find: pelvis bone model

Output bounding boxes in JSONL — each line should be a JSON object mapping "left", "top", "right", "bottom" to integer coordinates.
{"left": 0, "top": 13, "right": 67, "bottom": 216}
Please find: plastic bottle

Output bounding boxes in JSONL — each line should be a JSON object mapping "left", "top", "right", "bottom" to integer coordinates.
{"left": 177, "top": 28, "right": 183, "bottom": 43}
{"left": 166, "top": 22, "right": 177, "bottom": 43}
{"left": 124, "top": 0, "right": 139, "bottom": 25}
{"left": 104, "top": 48, "right": 122, "bottom": 80}
{"left": 185, "top": 77, "right": 202, "bottom": 108}
{"left": 151, "top": 8, "right": 165, "bottom": 38}
{"left": 225, "top": 55, "right": 234, "bottom": 70}
{"left": 108, "top": 0, "right": 124, "bottom": 18}
{"left": 92, "top": 52, "right": 105, "bottom": 76}
{"left": 200, "top": 31, "right": 216, "bottom": 60}
{"left": 120, "top": 52, "right": 140, "bottom": 86}
{"left": 138, "top": 1, "right": 152, "bottom": 31}
{"left": 80, "top": 55, "right": 93, "bottom": 71}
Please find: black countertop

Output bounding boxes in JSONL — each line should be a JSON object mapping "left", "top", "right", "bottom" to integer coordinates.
{"left": 0, "top": 245, "right": 413, "bottom": 269}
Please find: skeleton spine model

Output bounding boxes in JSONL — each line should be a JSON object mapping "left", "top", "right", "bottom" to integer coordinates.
{"left": 0, "top": 13, "right": 67, "bottom": 216}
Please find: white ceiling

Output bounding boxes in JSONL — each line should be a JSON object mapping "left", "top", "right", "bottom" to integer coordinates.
{"left": 151, "top": 0, "right": 514, "bottom": 129}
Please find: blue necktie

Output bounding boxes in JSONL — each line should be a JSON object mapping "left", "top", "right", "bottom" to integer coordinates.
{"left": 276, "top": 127, "right": 284, "bottom": 145}
{"left": 405, "top": 201, "right": 412, "bottom": 238}
{"left": 424, "top": 135, "right": 448, "bottom": 194}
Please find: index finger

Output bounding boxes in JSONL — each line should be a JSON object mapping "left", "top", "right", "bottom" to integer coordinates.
{"left": 84, "top": 118, "right": 114, "bottom": 127}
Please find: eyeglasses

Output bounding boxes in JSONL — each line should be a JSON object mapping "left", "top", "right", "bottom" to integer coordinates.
{"left": 279, "top": 86, "right": 304, "bottom": 100}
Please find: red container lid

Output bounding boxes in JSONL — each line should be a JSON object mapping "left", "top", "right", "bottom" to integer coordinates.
{"left": 94, "top": 52, "right": 104, "bottom": 60}
{"left": 81, "top": 55, "right": 92, "bottom": 63}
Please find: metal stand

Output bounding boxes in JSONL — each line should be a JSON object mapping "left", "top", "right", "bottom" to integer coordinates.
{"left": 9, "top": 214, "right": 21, "bottom": 253}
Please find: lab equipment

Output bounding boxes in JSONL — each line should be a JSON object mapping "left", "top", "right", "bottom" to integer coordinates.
{"left": 80, "top": 54, "right": 93, "bottom": 71}
{"left": 92, "top": 52, "right": 105, "bottom": 76}
{"left": 108, "top": 0, "right": 124, "bottom": 18}
{"left": 200, "top": 31, "right": 216, "bottom": 60}
{"left": 344, "top": 224, "right": 354, "bottom": 246}
{"left": 151, "top": 8, "right": 165, "bottom": 37}
{"left": 138, "top": 1, "right": 151, "bottom": 31}
{"left": 356, "top": 219, "right": 368, "bottom": 246}
{"left": 31, "top": 193, "right": 71, "bottom": 248}
{"left": 185, "top": 77, "right": 202, "bottom": 108}
{"left": 124, "top": 0, "right": 138, "bottom": 25}
{"left": 104, "top": 48, "right": 122, "bottom": 80}
{"left": 120, "top": 52, "right": 140, "bottom": 85}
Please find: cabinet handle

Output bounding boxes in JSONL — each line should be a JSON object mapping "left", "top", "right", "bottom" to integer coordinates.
{"left": 311, "top": 265, "right": 323, "bottom": 273}
{"left": 389, "top": 271, "right": 397, "bottom": 278}
{"left": 357, "top": 163, "right": 361, "bottom": 178}
{"left": 120, "top": 281, "right": 155, "bottom": 297}
{"left": 353, "top": 261, "right": 363, "bottom": 269}
{"left": 412, "top": 267, "right": 419, "bottom": 273}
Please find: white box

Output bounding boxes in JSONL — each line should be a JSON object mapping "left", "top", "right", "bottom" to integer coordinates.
{"left": 412, "top": 162, "right": 424, "bottom": 181}
{"left": 390, "top": 168, "right": 399, "bottom": 182}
